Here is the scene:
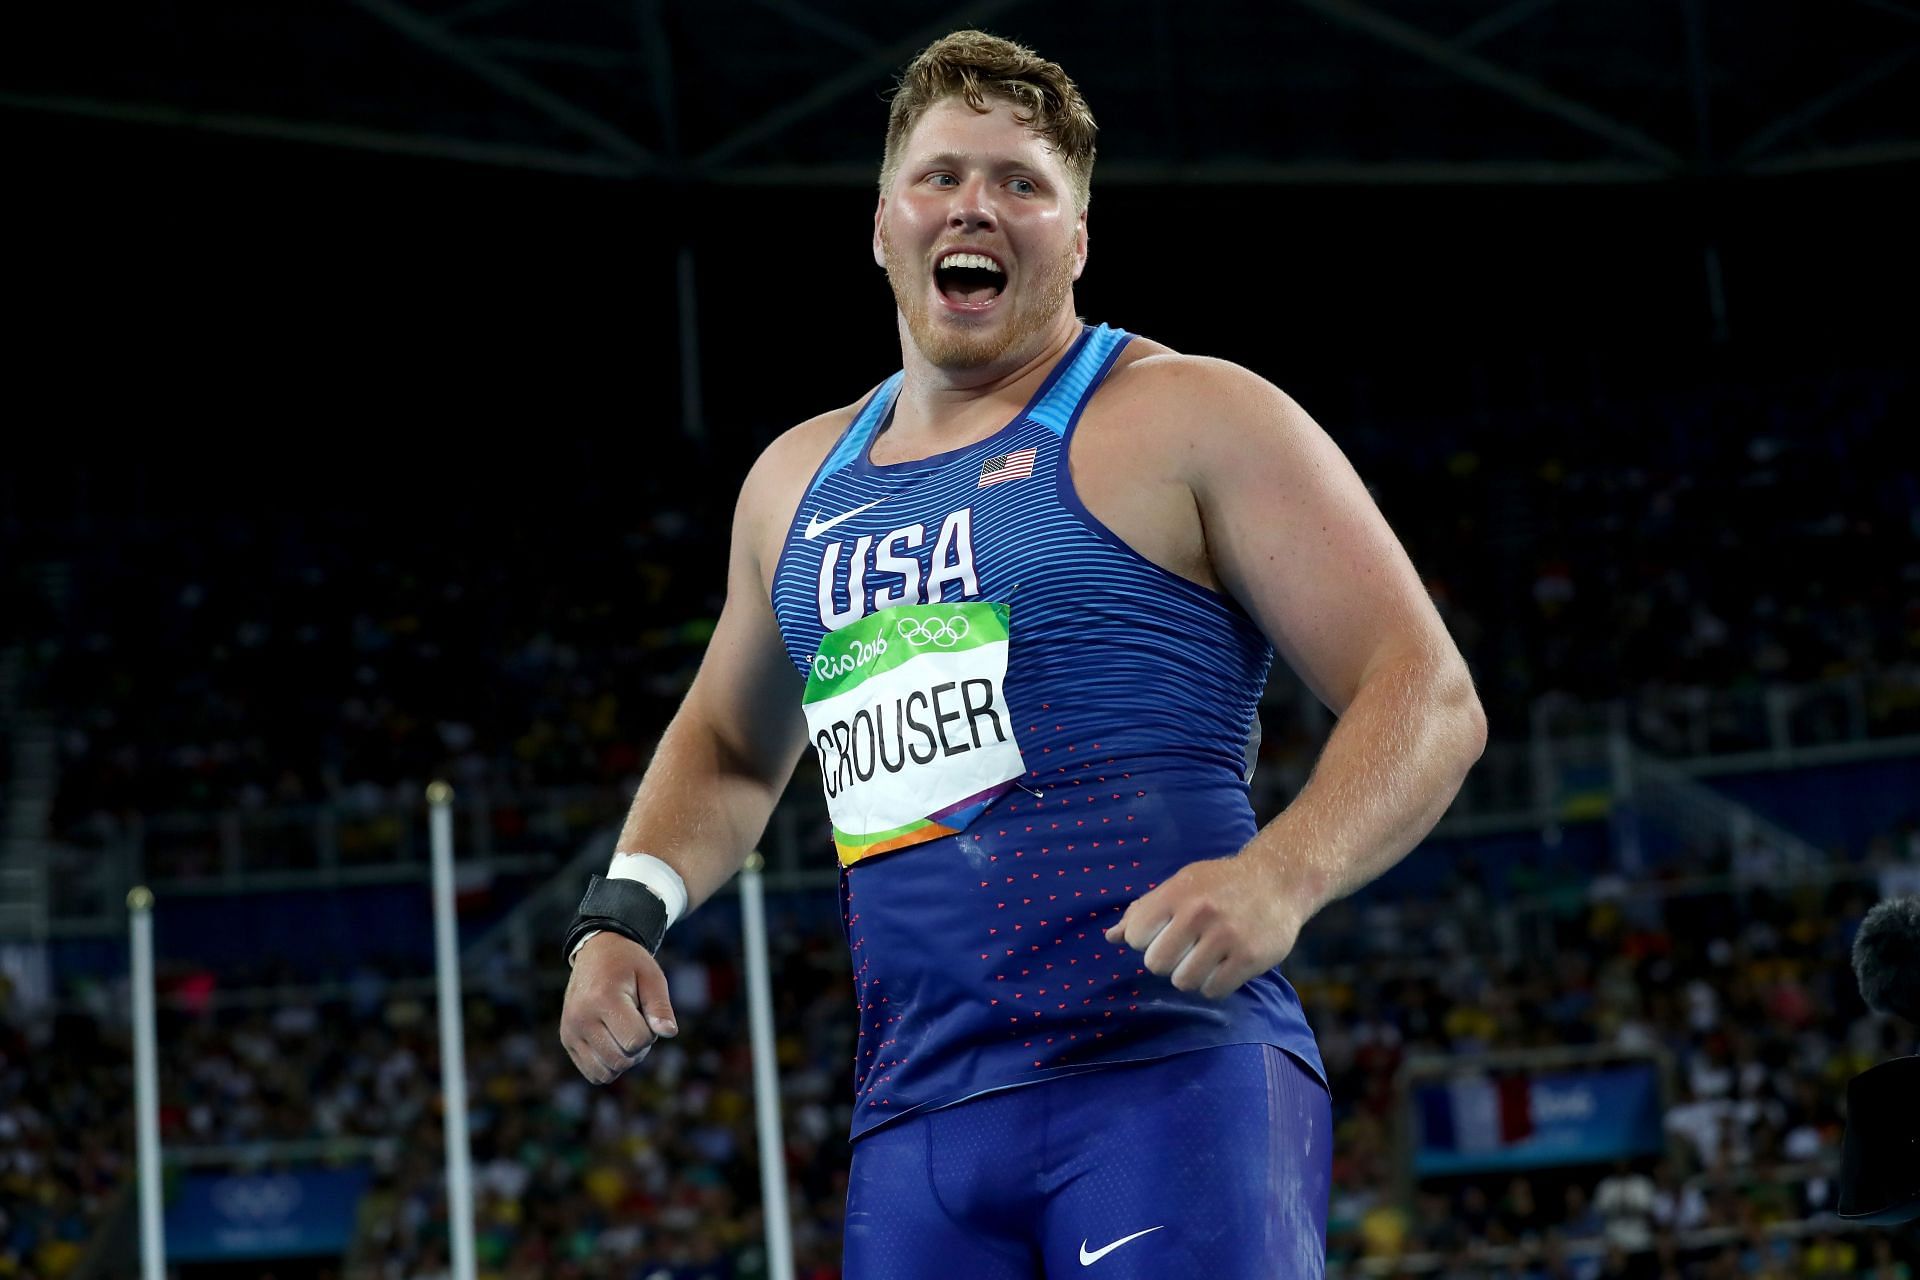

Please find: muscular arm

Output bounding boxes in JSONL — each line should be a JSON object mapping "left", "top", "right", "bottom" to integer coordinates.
{"left": 1107, "top": 357, "right": 1487, "bottom": 997}
{"left": 1181, "top": 358, "right": 1487, "bottom": 913}
{"left": 610, "top": 440, "right": 812, "bottom": 912}
{"left": 561, "top": 425, "right": 822, "bottom": 1082}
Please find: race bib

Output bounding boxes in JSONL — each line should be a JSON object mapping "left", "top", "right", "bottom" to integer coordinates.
{"left": 802, "top": 602, "right": 1027, "bottom": 866}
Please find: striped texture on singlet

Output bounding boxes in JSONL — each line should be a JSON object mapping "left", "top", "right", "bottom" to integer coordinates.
{"left": 769, "top": 323, "right": 1326, "bottom": 1141}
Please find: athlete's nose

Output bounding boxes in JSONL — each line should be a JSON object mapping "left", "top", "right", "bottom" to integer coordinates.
{"left": 949, "top": 174, "right": 997, "bottom": 233}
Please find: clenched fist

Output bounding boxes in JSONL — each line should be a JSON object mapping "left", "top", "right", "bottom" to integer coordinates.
{"left": 559, "top": 932, "right": 680, "bottom": 1084}
{"left": 1102, "top": 854, "right": 1313, "bottom": 1000}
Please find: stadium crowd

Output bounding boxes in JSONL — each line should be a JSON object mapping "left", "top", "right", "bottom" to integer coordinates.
{"left": 8, "top": 368, "right": 1912, "bottom": 845}
{"left": 2, "top": 364, "right": 1912, "bottom": 1276}
{"left": 4, "top": 813, "right": 1919, "bottom": 1279}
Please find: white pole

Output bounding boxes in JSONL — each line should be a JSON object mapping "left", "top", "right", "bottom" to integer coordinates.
{"left": 127, "top": 886, "right": 165, "bottom": 1280}
{"left": 427, "top": 781, "right": 477, "bottom": 1280}
{"left": 739, "top": 853, "right": 795, "bottom": 1280}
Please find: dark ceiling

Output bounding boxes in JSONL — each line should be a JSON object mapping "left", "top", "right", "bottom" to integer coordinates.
{"left": 5, "top": 0, "right": 1917, "bottom": 186}
{"left": 5, "top": 0, "right": 1913, "bottom": 477}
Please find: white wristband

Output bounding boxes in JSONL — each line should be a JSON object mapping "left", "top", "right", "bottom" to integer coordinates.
{"left": 568, "top": 853, "right": 690, "bottom": 966}
{"left": 609, "top": 852, "right": 689, "bottom": 924}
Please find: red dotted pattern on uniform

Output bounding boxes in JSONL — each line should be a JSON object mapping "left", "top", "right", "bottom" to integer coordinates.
{"left": 976, "top": 733, "right": 1163, "bottom": 1067}
{"left": 845, "top": 886, "right": 908, "bottom": 1108}
{"left": 849, "top": 716, "right": 1177, "bottom": 1109}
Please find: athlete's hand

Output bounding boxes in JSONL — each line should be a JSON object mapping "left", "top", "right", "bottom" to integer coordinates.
{"left": 1102, "top": 854, "right": 1311, "bottom": 1000}
{"left": 559, "top": 932, "right": 679, "bottom": 1084}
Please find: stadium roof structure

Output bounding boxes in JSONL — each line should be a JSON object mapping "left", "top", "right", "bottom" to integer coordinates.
{"left": 3, "top": 0, "right": 1916, "bottom": 187}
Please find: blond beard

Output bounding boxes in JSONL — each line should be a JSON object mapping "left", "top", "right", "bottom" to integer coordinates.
{"left": 882, "top": 224, "right": 1077, "bottom": 371}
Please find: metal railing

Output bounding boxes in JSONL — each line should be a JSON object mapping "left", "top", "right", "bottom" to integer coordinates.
{"left": 1528, "top": 666, "right": 1920, "bottom": 767}
{"left": 41, "top": 783, "right": 630, "bottom": 925}
{"left": 28, "top": 668, "right": 1920, "bottom": 957}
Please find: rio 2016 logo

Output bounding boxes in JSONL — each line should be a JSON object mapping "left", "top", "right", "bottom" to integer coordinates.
{"left": 809, "top": 610, "right": 976, "bottom": 681}
{"left": 811, "top": 633, "right": 889, "bottom": 682}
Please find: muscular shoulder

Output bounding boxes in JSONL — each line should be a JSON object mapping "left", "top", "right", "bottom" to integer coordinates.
{"left": 741, "top": 400, "right": 857, "bottom": 504}
{"left": 1087, "top": 342, "right": 1310, "bottom": 485}
{"left": 736, "top": 391, "right": 871, "bottom": 579}
{"left": 1106, "top": 346, "right": 1296, "bottom": 422}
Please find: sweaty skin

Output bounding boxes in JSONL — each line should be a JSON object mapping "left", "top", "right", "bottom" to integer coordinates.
{"left": 559, "top": 95, "right": 1484, "bottom": 1080}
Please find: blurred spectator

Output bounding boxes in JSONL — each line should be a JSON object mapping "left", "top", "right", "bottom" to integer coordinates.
{"left": 1592, "top": 1159, "right": 1655, "bottom": 1252}
{"left": 1648, "top": 1160, "right": 1707, "bottom": 1235}
{"left": 11, "top": 832, "right": 1920, "bottom": 1278}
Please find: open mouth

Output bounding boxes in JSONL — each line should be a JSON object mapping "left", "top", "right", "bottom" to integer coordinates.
{"left": 933, "top": 252, "right": 1006, "bottom": 308}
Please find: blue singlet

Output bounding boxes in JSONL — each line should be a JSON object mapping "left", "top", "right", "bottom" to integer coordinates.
{"left": 769, "top": 324, "right": 1327, "bottom": 1144}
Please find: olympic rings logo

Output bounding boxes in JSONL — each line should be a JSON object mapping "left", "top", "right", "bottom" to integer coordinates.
{"left": 897, "top": 615, "right": 971, "bottom": 648}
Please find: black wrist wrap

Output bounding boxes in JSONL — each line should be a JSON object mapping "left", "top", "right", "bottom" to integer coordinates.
{"left": 565, "top": 874, "right": 669, "bottom": 960}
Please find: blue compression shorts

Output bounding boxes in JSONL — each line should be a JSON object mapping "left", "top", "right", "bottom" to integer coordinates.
{"left": 843, "top": 1043, "right": 1331, "bottom": 1279}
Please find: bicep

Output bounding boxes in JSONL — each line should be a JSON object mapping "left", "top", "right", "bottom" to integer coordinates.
{"left": 1191, "top": 377, "right": 1453, "bottom": 715}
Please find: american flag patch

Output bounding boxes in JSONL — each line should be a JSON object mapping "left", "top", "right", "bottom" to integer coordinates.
{"left": 977, "top": 447, "right": 1037, "bottom": 488}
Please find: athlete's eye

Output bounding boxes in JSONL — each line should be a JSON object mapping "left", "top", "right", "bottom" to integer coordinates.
{"left": 928, "top": 173, "right": 957, "bottom": 187}
{"left": 1008, "top": 178, "right": 1037, "bottom": 195}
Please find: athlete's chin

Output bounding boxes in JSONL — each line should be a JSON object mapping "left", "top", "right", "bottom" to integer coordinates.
{"left": 905, "top": 313, "right": 1021, "bottom": 371}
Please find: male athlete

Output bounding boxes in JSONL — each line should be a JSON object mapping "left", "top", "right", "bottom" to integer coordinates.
{"left": 560, "top": 30, "right": 1485, "bottom": 1279}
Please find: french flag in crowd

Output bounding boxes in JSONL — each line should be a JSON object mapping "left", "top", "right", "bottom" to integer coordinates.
{"left": 1419, "top": 1073, "right": 1535, "bottom": 1153}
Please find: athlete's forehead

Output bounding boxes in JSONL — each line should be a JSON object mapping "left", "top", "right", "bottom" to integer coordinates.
{"left": 894, "top": 97, "right": 1068, "bottom": 178}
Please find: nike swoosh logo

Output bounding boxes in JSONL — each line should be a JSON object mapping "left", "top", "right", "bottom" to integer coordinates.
{"left": 1080, "top": 1226, "right": 1163, "bottom": 1266}
{"left": 803, "top": 496, "right": 887, "bottom": 541}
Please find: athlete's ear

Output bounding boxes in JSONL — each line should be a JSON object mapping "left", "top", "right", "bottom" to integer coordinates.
{"left": 873, "top": 197, "right": 888, "bottom": 270}
{"left": 1071, "top": 206, "right": 1089, "bottom": 282}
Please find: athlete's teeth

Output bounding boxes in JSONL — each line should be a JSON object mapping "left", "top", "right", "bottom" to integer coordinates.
{"left": 938, "top": 253, "right": 1003, "bottom": 273}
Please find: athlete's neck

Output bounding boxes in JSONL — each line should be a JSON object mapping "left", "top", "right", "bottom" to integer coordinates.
{"left": 887, "top": 310, "right": 1083, "bottom": 441}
